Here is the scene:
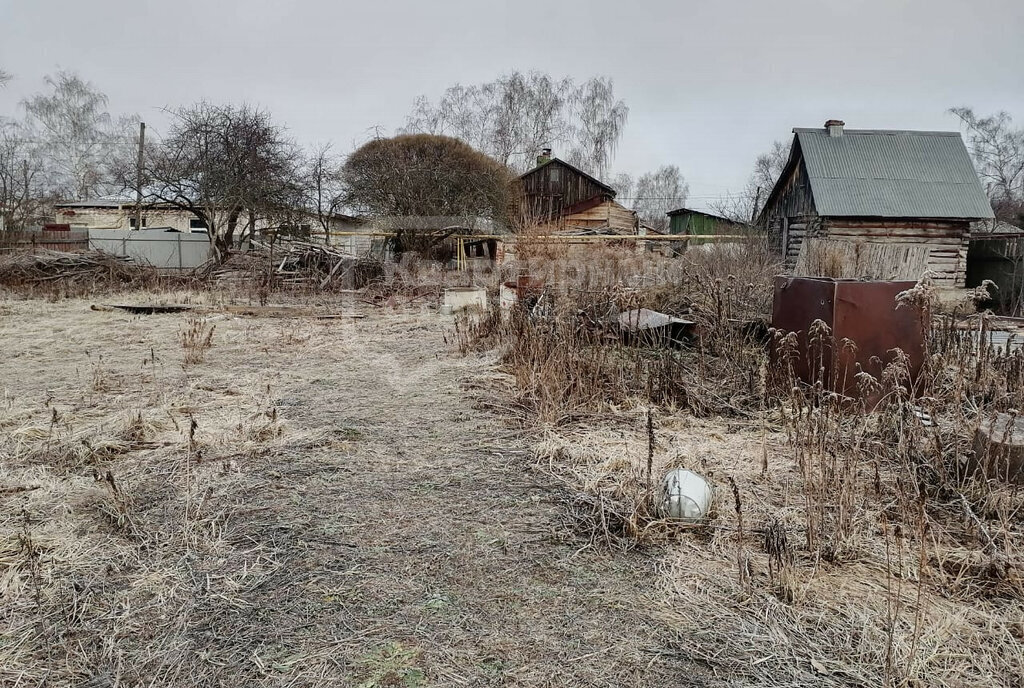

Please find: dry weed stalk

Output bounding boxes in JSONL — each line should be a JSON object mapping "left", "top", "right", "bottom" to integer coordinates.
{"left": 503, "top": 260, "right": 1024, "bottom": 685}
{"left": 180, "top": 316, "right": 216, "bottom": 364}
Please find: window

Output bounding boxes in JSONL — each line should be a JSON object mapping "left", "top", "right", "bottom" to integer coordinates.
{"left": 129, "top": 217, "right": 147, "bottom": 229}
{"left": 189, "top": 218, "right": 209, "bottom": 232}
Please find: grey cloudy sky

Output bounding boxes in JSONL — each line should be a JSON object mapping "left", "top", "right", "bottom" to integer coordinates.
{"left": 2, "top": 0, "right": 1022, "bottom": 210}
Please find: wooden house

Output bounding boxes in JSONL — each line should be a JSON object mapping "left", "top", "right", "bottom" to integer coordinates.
{"left": 518, "top": 151, "right": 638, "bottom": 234}
{"left": 757, "top": 120, "right": 994, "bottom": 287}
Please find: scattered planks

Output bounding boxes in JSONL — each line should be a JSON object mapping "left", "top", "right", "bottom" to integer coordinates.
{"left": 91, "top": 302, "right": 365, "bottom": 319}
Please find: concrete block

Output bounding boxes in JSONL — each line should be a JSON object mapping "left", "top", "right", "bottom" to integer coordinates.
{"left": 443, "top": 287, "right": 487, "bottom": 312}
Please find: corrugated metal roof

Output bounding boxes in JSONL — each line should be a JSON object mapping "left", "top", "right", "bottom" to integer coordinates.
{"left": 795, "top": 128, "right": 994, "bottom": 220}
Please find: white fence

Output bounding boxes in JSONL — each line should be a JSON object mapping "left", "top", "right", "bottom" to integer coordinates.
{"left": 89, "top": 228, "right": 212, "bottom": 271}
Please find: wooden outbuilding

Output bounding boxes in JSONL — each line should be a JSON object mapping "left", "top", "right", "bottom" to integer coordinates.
{"left": 757, "top": 120, "right": 994, "bottom": 287}
{"left": 518, "top": 151, "right": 639, "bottom": 234}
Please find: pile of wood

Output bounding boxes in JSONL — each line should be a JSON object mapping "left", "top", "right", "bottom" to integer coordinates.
{"left": 207, "top": 241, "right": 384, "bottom": 290}
{"left": 0, "top": 249, "right": 156, "bottom": 287}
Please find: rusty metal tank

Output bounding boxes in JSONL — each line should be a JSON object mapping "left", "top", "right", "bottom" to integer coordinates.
{"left": 771, "top": 277, "right": 925, "bottom": 404}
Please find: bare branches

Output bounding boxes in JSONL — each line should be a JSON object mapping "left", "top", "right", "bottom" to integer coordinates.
{"left": 342, "top": 134, "right": 513, "bottom": 255}
{"left": 21, "top": 70, "right": 137, "bottom": 201}
{"left": 301, "top": 144, "right": 346, "bottom": 244}
{"left": 402, "top": 71, "right": 628, "bottom": 177}
{"left": 710, "top": 139, "right": 791, "bottom": 223}
{"left": 951, "top": 107, "right": 1024, "bottom": 222}
{"left": 632, "top": 165, "right": 689, "bottom": 232}
{"left": 0, "top": 120, "right": 51, "bottom": 230}
{"left": 564, "top": 77, "right": 629, "bottom": 180}
{"left": 138, "top": 103, "right": 301, "bottom": 258}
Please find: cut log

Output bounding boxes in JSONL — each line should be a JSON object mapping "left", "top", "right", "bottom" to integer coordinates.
{"left": 972, "top": 414, "right": 1024, "bottom": 484}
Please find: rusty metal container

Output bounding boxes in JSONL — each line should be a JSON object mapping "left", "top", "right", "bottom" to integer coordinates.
{"left": 771, "top": 277, "right": 924, "bottom": 402}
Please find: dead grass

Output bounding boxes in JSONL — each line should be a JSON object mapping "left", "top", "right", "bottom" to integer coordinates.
{"left": 457, "top": 246, "right": 1024, "bottom": 687}
{"left": 0, "top": 290, "right": 695, "bottom": 687}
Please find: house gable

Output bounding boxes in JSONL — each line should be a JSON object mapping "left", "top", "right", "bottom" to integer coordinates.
{"left": 519, "top": 158, "right": 617, "bottom": 223}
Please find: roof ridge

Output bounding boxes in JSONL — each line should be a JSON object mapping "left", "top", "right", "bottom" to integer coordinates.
{"left": 794, "top": 128, "right": 960, "bottom": 137}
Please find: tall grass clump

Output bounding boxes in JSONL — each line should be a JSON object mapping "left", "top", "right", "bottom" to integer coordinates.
{"left": 180, "top": 316, "right": 216, "bottom": 364}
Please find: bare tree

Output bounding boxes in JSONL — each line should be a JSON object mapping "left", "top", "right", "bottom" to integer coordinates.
{"left": 0, "top": 120, "right": 49, "bottom": 230}
{"left": 21, "top": 71, "right": 136, "bottom": 200}
{"left": 711, "top": 139, "right": 791, "bottom": 222}
{"left": 631, "top": 165, "right": 689, "bottom": 232}
{"left": 134, "top": 102, "right": 300, "bottom": 259}
{"left": 403, "top": 71, "right": 628, "bottom": 177}
{"left": 564, "top": 77, "right": 629, "bottom": 180}
{"left": 302, "top": 143, "right": 346, "bottom": 244}
{"left": 951, "top": 107, "right": 1024, "bottom": 223}
{"left": 0, "top": 70, "right": 11, "bottom": 88}
{"left": 609, "top": 172, "right": 634, "bottom": 203}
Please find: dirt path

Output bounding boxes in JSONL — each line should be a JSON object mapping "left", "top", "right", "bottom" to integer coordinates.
{"left": 206, "top": 314, "right": 695, "bottom": 686}
{"left": 0, "top": 297, "right": 701, "bottom": 687}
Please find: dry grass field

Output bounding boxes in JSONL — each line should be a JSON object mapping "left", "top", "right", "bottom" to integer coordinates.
{"left": 3, "top": 242, "right": 1023, "bottom": 688}
{"left": 0, "top": 292, "right": 704, "bottom": 687}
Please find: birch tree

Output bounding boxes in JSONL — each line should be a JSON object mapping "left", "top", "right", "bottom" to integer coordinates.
{"left": 403, "top": 71, "right": 628, "bottom": 177}
{"left": 21, "top": 71, "right": 136, "bottom": 200}
{"left": 951, "top": 107, "right": 1024, "bottom": 223}
{"left": 632, "top": 165, "right": 689, "bottom": 232}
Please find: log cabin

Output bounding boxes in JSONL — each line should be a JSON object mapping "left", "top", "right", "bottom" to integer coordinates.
{"left": 757, "top": 120, "right": 994, "bottom": 287}
{"left": 518, "top": 150, "right": 639, "bottom": 234}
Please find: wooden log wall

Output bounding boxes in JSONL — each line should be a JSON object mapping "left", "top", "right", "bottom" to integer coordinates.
{"left": 823, "top": 219, "right": 970, "bottom": 287}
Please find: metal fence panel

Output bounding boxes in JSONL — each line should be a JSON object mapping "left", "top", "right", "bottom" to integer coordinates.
{"left": 88, "top": 229, "right": 212, "bottom": 271}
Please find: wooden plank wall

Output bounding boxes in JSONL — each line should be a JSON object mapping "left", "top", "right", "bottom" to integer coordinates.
{"left": 825, "top": 220, "right": 970, "bottom": 287}
{"left": 520, "top": 160, "right": 612, "bottom": 222}
{"left": 795, "top": 238, "right": 932, "bottom": 281}
{"left": 532, "top": 200, "right": 638, "bottom": 234}
{"left": 0, "top": 229, "right": 90, "bottom": 253}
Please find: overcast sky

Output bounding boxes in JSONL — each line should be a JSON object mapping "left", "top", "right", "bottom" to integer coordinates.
{"left": 2, "top": 0, "right": 1022, "bottom": 210}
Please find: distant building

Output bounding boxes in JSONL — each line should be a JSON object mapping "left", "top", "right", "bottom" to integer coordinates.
{"left": 518, "top": 150, "right": 638, "bottom": 234}
{"left": 54, "top": 192, "right": 360, "bottom": 239}
{"left": 757, "top": 120, "right": 994, "bottom": 287}
{"left": 666, "top": 208, "right": 746, "bottom": 236}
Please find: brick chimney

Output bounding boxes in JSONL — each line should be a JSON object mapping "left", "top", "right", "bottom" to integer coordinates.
{"left": 537, "top": 147, "right": 552, "bottom": 165}
{"left": 825, "top": 119, "right": 845, "bottom": 137}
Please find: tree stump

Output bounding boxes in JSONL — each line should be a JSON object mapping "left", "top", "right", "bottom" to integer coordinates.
{"left": 973, "top": 414, "right": 1024, "bottom": 484}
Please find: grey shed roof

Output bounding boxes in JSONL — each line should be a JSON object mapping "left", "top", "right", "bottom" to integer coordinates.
{"left": 791, "top": 128, "right": 993, "bottom": 220}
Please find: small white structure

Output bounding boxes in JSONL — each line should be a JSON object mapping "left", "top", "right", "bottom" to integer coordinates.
{"left": 661, "top": 468, "right": 713, "bottom": 522}
{"left": 443, "top": 287, "right": 487, "bottom": 312}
